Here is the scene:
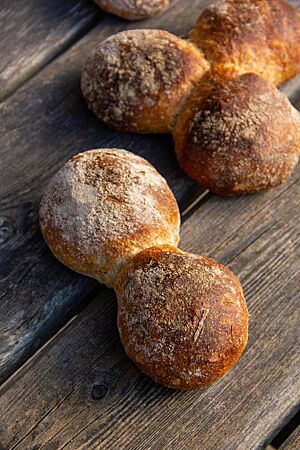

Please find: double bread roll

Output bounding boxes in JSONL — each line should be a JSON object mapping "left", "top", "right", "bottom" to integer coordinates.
{"left": 40, "top": 148, "right": 248, "bottom": 390}
{"left": 81, "top": 0, "right": 300, "bottom": 195}
{"left": 94, "top": 0, "right": 171, "bottom": 20}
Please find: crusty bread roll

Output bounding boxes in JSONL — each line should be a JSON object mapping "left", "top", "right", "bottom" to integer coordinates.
{"left": 40, "top": 149, "right": 249, "bottom": 389}
{"left": 39, "top": 149, "right": 180, "bottom": 287}
{"left": 94, "top": 0, "right": 171, "bottom": 20}
{"left": 173, "top": 71, "right": 300, "bottom": 195}
{"left": 81, "top": 30, "right": 209, "bottom": 133}
{"left": 115, "top": 245, "right": 248, "bottom": 390}
{"left": 190, "top": 0, "right": 300, "bottom": 86}
{"left": 80, "top": 2, "right": 300, "bottom": 195}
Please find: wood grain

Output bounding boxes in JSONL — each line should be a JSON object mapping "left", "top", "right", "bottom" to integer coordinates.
{"left": 279, "top": 426, "right": 300, "bottom": 450}
{"left": 0, "top": 163, "right": 299, "bottom": 449}
{"left": 0, "top": 0, "right": 213, "bottom": 385}
{"left": 0, "top": 0, "right": 102, "bottom": 101}
{"left": 0, "top": 2, "right": 300, "bottom": 446}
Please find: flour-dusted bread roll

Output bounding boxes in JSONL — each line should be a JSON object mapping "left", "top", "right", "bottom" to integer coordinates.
{"left": 115, "top": 245, "right": 248, "bottom": 390}
{"left": 94, "top": 0, "right": 171, "bottom": 20}
{"left": 190, "top": 0, "right": 300, "bottom": 86}
{"left": 81, "top": 30, "right": 209, "bottom": 133}
{"left": 39, "top": 149, "right": 180, "bottom": 287}
{"left": 40, "top": 149, "right": 249, "bottom": 390}
{"left": 174, "top": 71, "right": 300, "bottom": 195}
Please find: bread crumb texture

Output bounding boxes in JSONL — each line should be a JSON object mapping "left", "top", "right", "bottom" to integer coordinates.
{"left": 116, "top": 246, "right": 248, "bottom": 389}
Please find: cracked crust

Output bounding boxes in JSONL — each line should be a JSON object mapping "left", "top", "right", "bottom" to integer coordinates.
{"left": 81, "top": 29, "right": 209, "bottom": 133}
{"left": 190, "top": 0, "right": 300, "bottom": 86}
{"left": 115, "top": 245, "right": 248, "bottom": 390}
{"left": 94, "top": 0, "right": 171, "bottom": 20}
{"left": 173, "top": 71, "right": 300, "bottom": 195}
{"left": 39, "top": 149, "right": 180, "bottom": 288}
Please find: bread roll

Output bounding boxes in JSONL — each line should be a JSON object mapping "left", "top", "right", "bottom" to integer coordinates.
{"left": 39, "top": 149, "right": 180, "bottom": 287}
{"left": 115, "top": 245, "right": 248, "bottom": 390}
{"left": 94, "top": 0, "right": 171, "bottom": 20}
{"left": 190, "top": 0, "right": 300, "bottom": 86}
{"left": 40, "top": 149, "right": 249, "bottom": 389}
{"left": 174, "top": 71, "right": 300, "bottom": 195}
{"left": 81, "top": 30, "right": 209, "bottom": 133}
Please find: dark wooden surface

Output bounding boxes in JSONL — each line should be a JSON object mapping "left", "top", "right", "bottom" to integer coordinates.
{"left": 0, "top": 0, "right": 299, "bottom": 449}
{"left": 0, "top": 0, "right": 101, "bottom": 101}
{"left": 280, "top": 426, "right": 300, "bottom": 449}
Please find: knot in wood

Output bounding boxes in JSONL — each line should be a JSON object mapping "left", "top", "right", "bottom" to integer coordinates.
{"left": 91, "top": 383, "right": 108, "bottom": 400}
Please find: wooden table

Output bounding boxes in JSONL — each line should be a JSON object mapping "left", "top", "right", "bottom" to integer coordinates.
{"left": 0, "top": 1, "right": 299, "bottom": 449}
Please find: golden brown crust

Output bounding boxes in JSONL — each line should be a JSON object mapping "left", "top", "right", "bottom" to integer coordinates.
{"left": 94, "top": 0, "right": 171, "bottom": 20}
{"left": 81, "top": 30, "right": 209, "bottom": 133}
{"left": 115, "top": 245, "right": 248, "bottom": 390}
{"left": 190, "top": 0, "right": 300, "bottom": 86}
{"left": 39, "top": 149, "right": 180, "bottom": 287}
{"left": 173, "top": 71, "right": 300, "bottom": 195}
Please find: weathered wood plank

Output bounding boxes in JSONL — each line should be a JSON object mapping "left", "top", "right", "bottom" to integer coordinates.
{"left": 279, "top": 426, "right": 300, "bottom": 450}
{"left": 0, "top": 0, "right": 102, "bottom": 101}
{"left": 0, "top": 0, "right": 299, "bottom": 441}
{"left": 0, "top": 0, "right": 213, "bottom": 385}
{"left": 0, "top": 164, "right": 299, "bottom": 450}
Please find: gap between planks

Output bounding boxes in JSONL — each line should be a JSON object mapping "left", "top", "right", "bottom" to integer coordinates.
{"left": 279, "top": 425, "right": 300, "bottom": 450}
{"left": 0, "top": 3, "right": 103, "bottom": 103}
{"left": 0, "top": 17, "right": 98, "bottom": 103}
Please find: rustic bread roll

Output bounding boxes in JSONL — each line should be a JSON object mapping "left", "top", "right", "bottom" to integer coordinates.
{"left": 173, "top": 71, "right": 300, "bottom": 195}
{"left": 190, "top": 0, "right": 300, "bottom": 86}
{"left": 115, "top": 245, "right": 248, "bottom": 390}
{"left": 39, "top": 149, "right": 180, "bottom": 288}
{"left": 94, "top": 0, "right": 171, "bottom": 20}
{"left": 81, "top": 30, "right": 209, "bottom": 133}
{"left": 40, "top": 149, "right": 249, "bottom": 389}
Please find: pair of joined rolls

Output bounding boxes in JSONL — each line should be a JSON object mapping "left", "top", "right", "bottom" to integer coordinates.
{"left": 81, "top": 0, "right": 300, "bottom": 195}
{"left": 40, "top": 148, "right": 248, "bottom": 390}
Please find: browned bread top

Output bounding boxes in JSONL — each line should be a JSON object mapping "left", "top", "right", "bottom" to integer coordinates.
{"left": 39, "top": 149, "right": 180, "bottom": 287}
{"left": 81, "top": 29, "right": 209, "bottom": 133}
{"left": 174, "top": 70, "right": 300, "bottom": 195}
{"left": 190, "top": 0, "right": 300, "bottom": 86}
{"left": 115, "top": 245, "right": 248, "bottom": 390}
{"left": 94, "top": 0, "right": 171, "bottom": 20}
